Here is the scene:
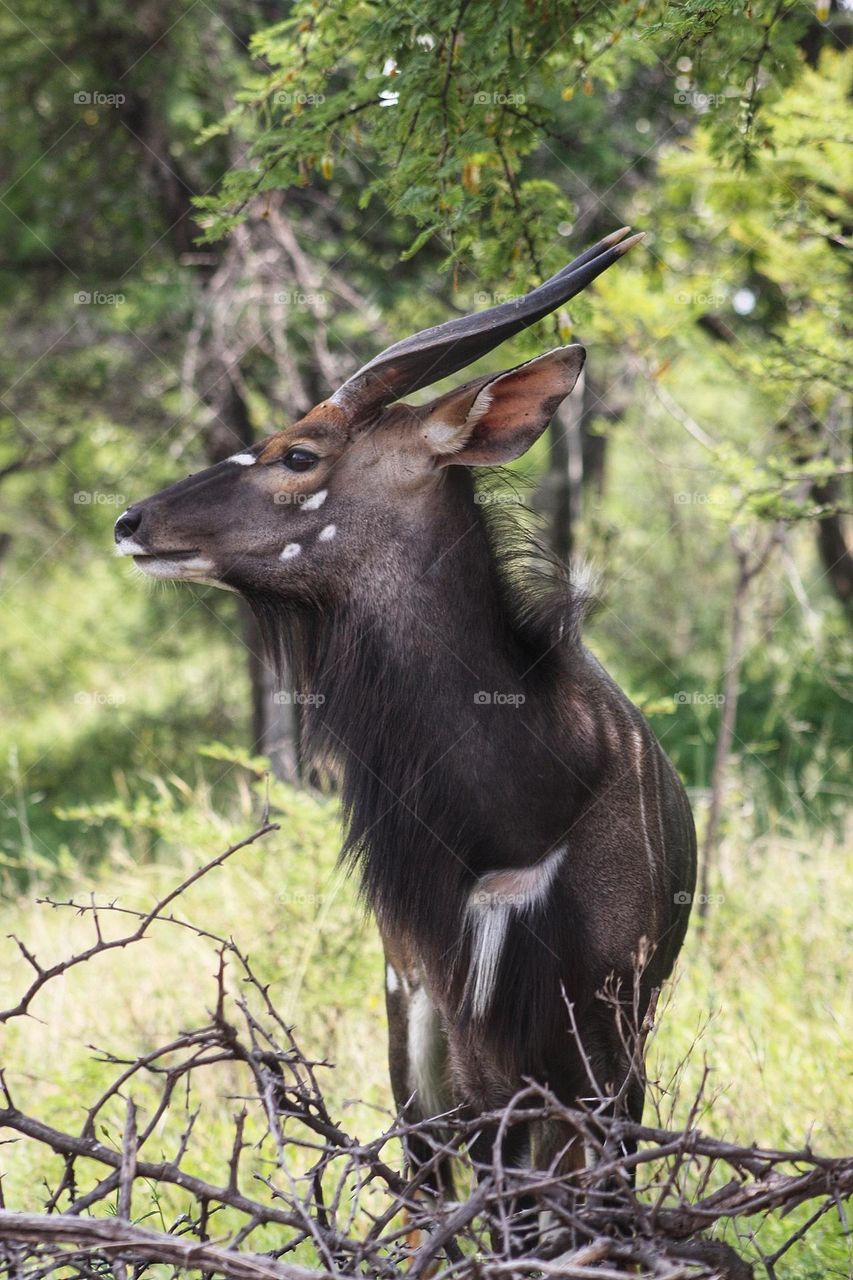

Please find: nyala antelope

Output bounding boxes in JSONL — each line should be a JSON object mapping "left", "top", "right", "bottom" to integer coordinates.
{"left": 116, "top": 227, "right": 696, "bottom": 1219}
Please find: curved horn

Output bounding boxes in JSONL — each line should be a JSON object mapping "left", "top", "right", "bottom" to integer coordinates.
{"left": 330, "top": 227, "right": 643, "bottom": 418}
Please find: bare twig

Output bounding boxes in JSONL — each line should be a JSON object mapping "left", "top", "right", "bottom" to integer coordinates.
{"left": 1, "top": 829, "right": 849, "bottom": 1280}
{"left": 0, "top": 822, "right": 279, "bottom": 1024}
{"left": 0, "top": 1214, "right": 330, "bottom": 1280}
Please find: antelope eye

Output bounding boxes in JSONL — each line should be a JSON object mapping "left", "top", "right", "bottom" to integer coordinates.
{"left": 281, "top": 447, "right": 319, "bottom": 472}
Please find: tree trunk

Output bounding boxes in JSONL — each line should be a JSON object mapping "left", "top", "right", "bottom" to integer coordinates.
{"left": 812, "top": 470, "right": 853, "bottom": 613}
{"left": 542, "top": 366, "right": 629, "bottom": 559}
{"left": 90, "top": 26, "right": 302, "bottom": 783}
{"left": 698, "top": 526, "right": 783, "bottom": 922}
{"left": 244, "top": 611, "right": 300, "bottom": 781}
{"left": 696, "top": 550, "right": 750, "bottom": 922}
{"left": 546, "top": 367, "right": 587, "bottom": 562}
{"left": 202, "top": 376, "right": 300, "bottom": 783}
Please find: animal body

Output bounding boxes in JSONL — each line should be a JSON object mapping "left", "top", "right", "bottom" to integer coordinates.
{"left": 115, "top": 227, "right": 696, "bottom": 1214}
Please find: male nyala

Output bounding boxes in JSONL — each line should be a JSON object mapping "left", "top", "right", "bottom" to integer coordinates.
{"left": 116, "top": 227, "right": 696, "bottom": 1225}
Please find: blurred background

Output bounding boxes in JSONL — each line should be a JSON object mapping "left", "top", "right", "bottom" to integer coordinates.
{"left": 0, "top": 0, "right": 850, "bottom": 1269}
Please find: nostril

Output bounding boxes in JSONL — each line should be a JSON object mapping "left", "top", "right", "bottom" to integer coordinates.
{"left": 114, "top": 508, "right": 142, "bottom": 543}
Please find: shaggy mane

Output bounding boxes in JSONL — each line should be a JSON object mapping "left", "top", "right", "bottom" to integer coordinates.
{"left": 472, "top": 467, "right": 598, "bottom": 653}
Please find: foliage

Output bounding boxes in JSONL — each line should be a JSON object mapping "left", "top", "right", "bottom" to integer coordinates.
{"left": 205, "top": 1, "right": 815, "bottom": 272}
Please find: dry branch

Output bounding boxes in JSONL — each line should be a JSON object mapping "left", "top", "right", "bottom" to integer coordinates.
{"left": 0, "top": 1213, "right": 330, "bottom": 1280}
{"left": 0, "top": 821, "right": 279, "bottom": 1025}
{"left": 1, "top": 821, "right": 850, "bottom": 1280}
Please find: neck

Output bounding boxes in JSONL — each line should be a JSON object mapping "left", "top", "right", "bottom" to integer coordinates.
{"left": 252, "top": 472, "right": 598, "bottom": 964}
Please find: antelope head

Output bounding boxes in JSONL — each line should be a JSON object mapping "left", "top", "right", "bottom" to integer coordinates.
{"left": 115, "top": 228, "right": 640, "bottom": 599}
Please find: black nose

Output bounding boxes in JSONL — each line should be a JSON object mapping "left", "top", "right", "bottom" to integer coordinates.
{"left": 114, "top": 508, "right": 142, "bottom": 543}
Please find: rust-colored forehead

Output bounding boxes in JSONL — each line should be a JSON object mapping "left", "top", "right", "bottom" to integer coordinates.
{"left": 258, "top": 401, "right": 350, "bottom": 462}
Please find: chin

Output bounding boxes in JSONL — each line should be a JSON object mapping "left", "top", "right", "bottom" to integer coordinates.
{"left": 132, "top": 553, "right": 217, "bottom": 581}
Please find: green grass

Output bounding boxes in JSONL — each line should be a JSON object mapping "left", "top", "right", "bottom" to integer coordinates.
{"left": 0, "top": 773, "right": 850, "bottom": 1275}
{"left": 0, "top": 545, "right": 250, "bottom": 873}
{"left": 646, "top": 823, "right": 852, "bottom": 1277}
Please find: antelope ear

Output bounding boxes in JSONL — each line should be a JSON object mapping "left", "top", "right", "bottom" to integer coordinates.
{"left": 421, "top": 346, "right": 586, "bottom": 465}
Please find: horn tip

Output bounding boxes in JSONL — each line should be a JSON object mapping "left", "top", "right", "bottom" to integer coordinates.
{"left": 601, "top": 225, "right": 632, "bottom": 247}
{"left": 614, "top": 231, "right": 645, "bottom": 256}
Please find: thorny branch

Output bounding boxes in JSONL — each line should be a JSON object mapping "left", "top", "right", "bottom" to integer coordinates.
{"left": 0, "top": 821, "right": 279, "bottom": 1025}
{"left": 0, "top": 822, "right": 850, "bottom": 1280}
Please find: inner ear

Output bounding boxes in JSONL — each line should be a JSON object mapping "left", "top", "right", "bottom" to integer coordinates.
{"left": 421, "top": 346, "right": 586, "bottom": 466}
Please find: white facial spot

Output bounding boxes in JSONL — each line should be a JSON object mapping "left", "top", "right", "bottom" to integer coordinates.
{"left": 280, "top": 543, "right": 302, "bottom": 560}
{"left": 385, "top": 964, "right": 400, "bottom": 995}
{"left": 318, "top": 524, "right": 336, "bottom": 542}
{"left": 227, "top": 452, "right": 256, "bottom": 466}
{"left": 301, "top": 488, "right": 327, "bottom": 511}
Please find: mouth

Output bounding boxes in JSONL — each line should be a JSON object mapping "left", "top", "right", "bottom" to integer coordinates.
{"left": 116, "top": 538, "right": 216, "bottom": 581}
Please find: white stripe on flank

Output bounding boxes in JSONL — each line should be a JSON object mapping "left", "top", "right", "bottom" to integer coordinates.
{"left": 465, "top": 844, "right": 567, "bottom": 1020}
{"left": 227, "top": 452, "right": 256, "bottom": 465}
{"left": 633, "top": 725, "right": 659, "bottom": 898}
{"left": 650, "top": 730, "right": 667, "bottom": 855}
{"left": 406, "top": 986, "right": 447, "bottom": 1118}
